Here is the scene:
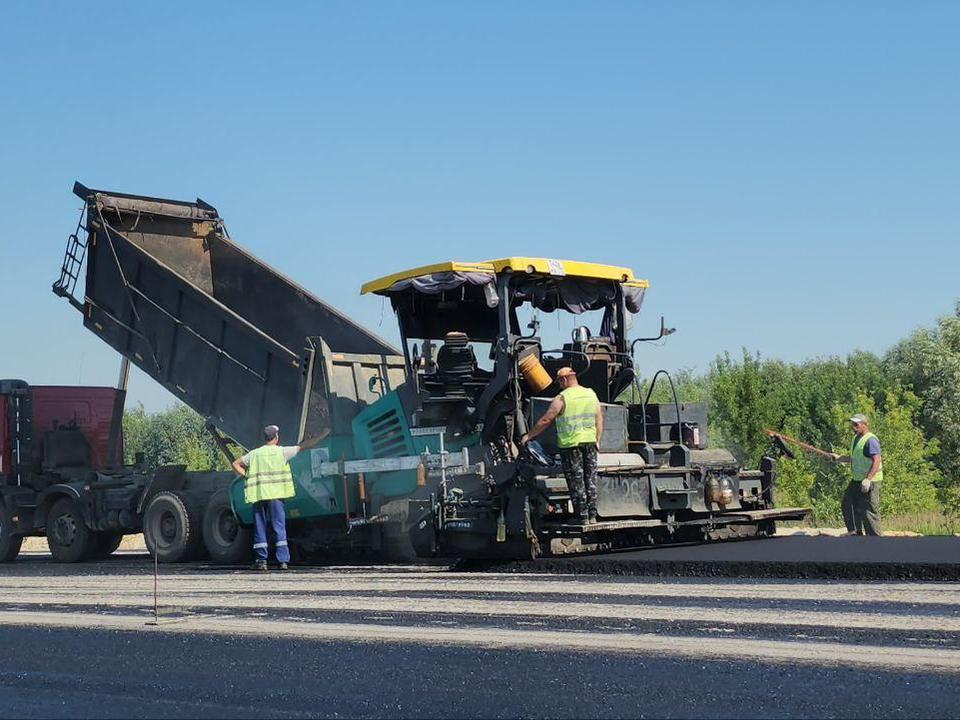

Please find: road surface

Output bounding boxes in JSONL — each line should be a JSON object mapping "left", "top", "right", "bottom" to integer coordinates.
{"left": 1, "top": 553, "right": 959, "bottom": 718}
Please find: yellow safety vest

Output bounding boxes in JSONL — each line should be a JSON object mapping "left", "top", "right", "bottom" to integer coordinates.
{"left": 851, "top": 432, "right": 883, "bottom": 484}
{"left": 556, "top": 385, "right": 600, "bottom": 448}
{"left": 244, "top": 445, "right": 295, "bottom": 503}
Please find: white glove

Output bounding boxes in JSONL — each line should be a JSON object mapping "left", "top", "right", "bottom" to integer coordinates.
{"left": 860, "top": 479, "right": 872, "bottom": 493}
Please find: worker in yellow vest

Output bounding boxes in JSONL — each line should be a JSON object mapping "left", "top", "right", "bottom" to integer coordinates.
{"left": 232, "top": 425, "right": 323, "bottom": 570}
{"left": 521, "top": 367, "right": 604, "bottom": 524}
{"left": 830, "top": 413, "right": 883, "bottom": 536}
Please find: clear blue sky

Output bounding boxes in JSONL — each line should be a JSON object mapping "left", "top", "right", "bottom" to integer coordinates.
{"left": 1, "top": 2, "right": 957, "bottom": 411}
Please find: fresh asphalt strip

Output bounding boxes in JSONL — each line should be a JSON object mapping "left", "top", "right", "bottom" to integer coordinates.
{"left": 14, "top": 535, "right": 960, "bottom": 580}
{"left": 459, "top": 535, "right": 960, "bottom": 579}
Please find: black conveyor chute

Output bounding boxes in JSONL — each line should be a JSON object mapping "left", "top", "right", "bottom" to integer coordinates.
{"left": 60, "top": 182, "right": 400, "bottom": 451}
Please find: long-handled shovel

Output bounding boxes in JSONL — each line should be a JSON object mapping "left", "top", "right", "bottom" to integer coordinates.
{"left": 763, "top": 428, "right": 834, "bottom": 459}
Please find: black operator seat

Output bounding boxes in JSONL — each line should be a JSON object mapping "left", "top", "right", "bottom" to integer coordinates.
{"left": 560, "top": 326, "right": 616, "bottom": 402}
{"left": 436, "top": 332, "right": 477, "bottom": 382}
{"left": 419, "top": 332, "right": 489, "bottom": 430}
{"left": 422, "top": 331, "right": 490, "bottom": 401}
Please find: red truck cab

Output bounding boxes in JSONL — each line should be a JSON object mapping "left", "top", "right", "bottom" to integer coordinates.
{"left": 0, "top": 381, "right": 131, "bottom": 562}
{"left": 29, "top": 385, "right": 124, "bottom": 470}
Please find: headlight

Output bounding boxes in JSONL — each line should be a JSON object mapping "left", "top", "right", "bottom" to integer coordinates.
{"left": 705, "top": 475, "right": 735, "bottom": 505}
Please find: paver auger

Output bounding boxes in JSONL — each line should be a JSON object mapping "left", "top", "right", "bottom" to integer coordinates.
{"left": 55, "top": 183, "right": 808, "bottom": 562}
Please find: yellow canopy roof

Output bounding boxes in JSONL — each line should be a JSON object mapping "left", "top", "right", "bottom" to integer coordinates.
{"left": 361, "top": 257, "right": 648, "bottom": 295}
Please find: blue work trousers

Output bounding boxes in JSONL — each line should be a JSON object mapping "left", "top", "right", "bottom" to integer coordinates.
{"left": 252, "top": 499, "right": 290, "bottom": 563}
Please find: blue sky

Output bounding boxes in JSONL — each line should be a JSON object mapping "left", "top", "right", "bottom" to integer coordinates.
{"left": 1, "top": 2, "right": 957, "bottom": 411}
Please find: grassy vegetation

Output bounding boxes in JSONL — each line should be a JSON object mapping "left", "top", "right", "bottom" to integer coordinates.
{"left": 783, "top": 511, "right": 960, "bottom": 536}
{"left": 882, "top": 511, "right": 960, "bottom": 536}
{"left": 850, "top": 511, "right": 960, "bottom": 536}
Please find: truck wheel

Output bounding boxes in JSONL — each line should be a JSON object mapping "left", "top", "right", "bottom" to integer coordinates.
{"left": 144, "top": 491, "right": 203, "bottom": 563}
{"left": 0, "top": 500, "right": 23, "bottom": 563}
{"left": 202, "top": 489, "right": 252, "bottom": 564}
{"left": 46, "top": 497, "right": 95, "bottom": 563}
{"left": 91, "top": 532, "right": 124, "bottom": 560}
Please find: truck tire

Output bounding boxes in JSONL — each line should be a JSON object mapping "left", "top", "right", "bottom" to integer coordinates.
{"left": 91, "top": 532, "right": 124, "bottom": 560}
{"left": 46, "top": 497, "right": 95, "bottom": 563}
{"left": 143, "top": 491, "right": 203, "bottom": 563}
{"left": 202, "top": 489, "right": 252, "bottom": 564}
{"left": 0, "top": 500, "right": 23, "bottom": 563}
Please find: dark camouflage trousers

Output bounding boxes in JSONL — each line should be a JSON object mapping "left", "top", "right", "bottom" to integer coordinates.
{"left": 560, "top": 442, "right": 599, "bottom": 519}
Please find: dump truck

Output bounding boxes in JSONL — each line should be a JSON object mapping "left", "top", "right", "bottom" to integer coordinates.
{"left": 0, "top": 365, "right": 237, "bottom": 562}
{"left": 47, "top": 182, "right": 808, "bottom": 563}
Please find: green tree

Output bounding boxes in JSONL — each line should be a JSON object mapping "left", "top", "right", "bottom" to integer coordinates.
{"left": 122, "top": 403, "right": 234, "bottom": 472}
{"left": 706, "top": 349, "right": 895, "bottom": 464}
{"left": 121, "top": 403, "right": 149, "bottom": 465}
{"left": 617, "top": 366, "right": 711, "bottom": 406}
{"left": 707, "top": 350, "right": 783, "bottom": 466}
{"left": 770, "top": 454, "right": 817, "bottom": 511}
{"left": 885, "top": 301, "right": 960, "bottom": 509}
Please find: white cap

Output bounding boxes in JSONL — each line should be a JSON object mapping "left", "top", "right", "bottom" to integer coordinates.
{"left": 849, "top": 413, "right": 868, "bottom": 424}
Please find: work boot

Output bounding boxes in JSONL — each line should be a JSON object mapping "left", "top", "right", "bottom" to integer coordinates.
{"left": 251, "top": 560, "right": 268, "bottom": 572}
{"left": 588, "top": 512, "right": 598, "bottom": 525}
{"left": 579, "top": 513, "right": 590, "bottom": 525}
{"left": 278, "top": 562, "right": 289, "bottom": 571}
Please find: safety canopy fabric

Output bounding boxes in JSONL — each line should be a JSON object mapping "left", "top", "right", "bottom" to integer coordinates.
{"left": 512, "top": 277, "right": 645, "bottom": 315}
{"left": 380, "top": 272, "right": 645, "bottom": 315}
{"left": 382, "top": 271, "right": 497, "bottom": 304}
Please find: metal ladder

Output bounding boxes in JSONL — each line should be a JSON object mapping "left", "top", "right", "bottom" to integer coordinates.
{"left": 52, "top": 209, "right": 89, "bottom": 311}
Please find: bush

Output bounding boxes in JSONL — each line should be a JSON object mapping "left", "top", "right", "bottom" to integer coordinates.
{"left": 885, "top": 302, "right": 960, "bottom": 510}
{"left": 123, "top": 403, "right": 235, "bottom": 471}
